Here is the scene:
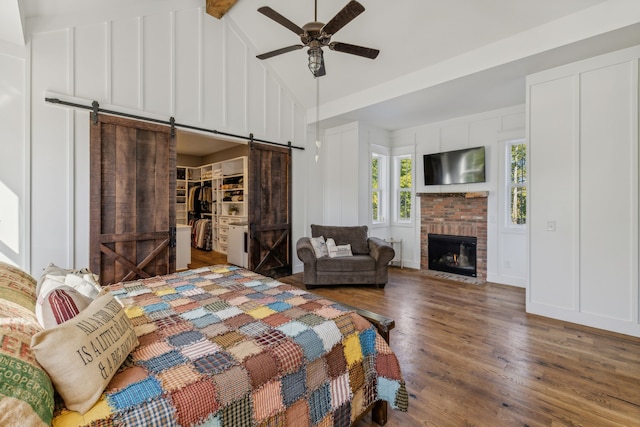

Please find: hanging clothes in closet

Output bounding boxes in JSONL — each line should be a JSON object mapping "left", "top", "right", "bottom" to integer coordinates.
{"left": 190, "top": 218, "right": 213, "bottom": 251}
{"left": 188, "top": 184, "right": 213, "bottom": 215}
{"left": 188, "top": 185, "right": 201, "bottom": 215}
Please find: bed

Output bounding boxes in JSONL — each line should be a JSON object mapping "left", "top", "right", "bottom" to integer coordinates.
{"left": 37, "top": 264, "right": 408, "bottom": 426}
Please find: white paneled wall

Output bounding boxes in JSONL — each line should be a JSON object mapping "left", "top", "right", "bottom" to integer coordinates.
{"left": 111, "top": 19, "right": 139, "bottom": 108}
{"left": 26, "top": 4, "right": 307, "bottom": 275}
{"left": 321, "top": 122, "right": 391, "bottom": 229}
{"left": 31, "top": 29, "right": 74, "bottom": 273}
{"left": 527, "top": 45, "right": 639, "bottom": 337}
{"left": 0, "top": 48, "right": 27, "bottom": 267}
{"left": 324, "top": 123, "right": 360, "bottom": 226}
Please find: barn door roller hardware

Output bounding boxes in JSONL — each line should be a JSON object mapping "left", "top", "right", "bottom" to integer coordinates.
{"left": 45, "top": 97, "right": 304, "bottom": 150}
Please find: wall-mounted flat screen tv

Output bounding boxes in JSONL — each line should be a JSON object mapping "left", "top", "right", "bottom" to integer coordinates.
{"left": 423, "top": 146, "right": 486, "bottom": 185}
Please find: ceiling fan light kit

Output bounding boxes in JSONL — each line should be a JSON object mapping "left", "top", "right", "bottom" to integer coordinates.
{"left": 256, "top": 0, "right": 379, "bottom": 77}
{"left": 308, "top": 46, "right": 323, "bottom": 75}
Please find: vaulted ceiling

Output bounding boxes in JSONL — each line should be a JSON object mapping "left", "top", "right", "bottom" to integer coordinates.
{"left": 4, "top": 0, "right": 640, "bottom": 131}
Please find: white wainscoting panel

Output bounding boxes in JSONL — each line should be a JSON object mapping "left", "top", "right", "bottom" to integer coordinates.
{"left": 31, "top": 30, "right": 74, "bottom": 272}
{"left": 111, "top": 18, "right": 140, "bottom": 109}
{"left": 0, "top": 50, "right": 27, "bottom": 267}
{"left": 528, "top": 74, "right": 579, "bottom": 310}
{"left": 175, "top": 8, "right": 202, "bottom": 122}
{"left": 527, "top": 45, "right": 640, "bottom": 337}
{"left": 143, "top": 13, "right": 172, "bottom": 116}
{"left": 75, "top": 24, "right": 107, "bottom": 102}
{"left": 579, "top": 61, "right": 635, "bottom": 321}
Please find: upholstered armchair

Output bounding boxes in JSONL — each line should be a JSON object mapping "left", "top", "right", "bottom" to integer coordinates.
{"left": 296, "top": 224, "right": 395, "bottom": 289}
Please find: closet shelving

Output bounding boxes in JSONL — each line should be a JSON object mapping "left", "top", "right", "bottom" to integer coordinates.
{"left": 176, "top": 166, "right": 188, "bottom": 225}
{"left": 217, "top": 157, "right": 247, "bottom": 254}
{"left": 178, "top": 156, "right": 247, "bottom": 254}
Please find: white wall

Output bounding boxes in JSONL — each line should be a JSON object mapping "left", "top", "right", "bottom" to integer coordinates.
{"left": 323, "top": 122, "right": 361, "bottom": 226}
{"left": 391, "top": 106, "right": 527, "bottom": 284}
{"left": 527, "top": 45, "right": 639, "bottom": 337}
{"left": 2, "top": 2, "right": 309, "bottom": 276}
{"left": 0, "top": 42, "right": 27, "bottom": 268}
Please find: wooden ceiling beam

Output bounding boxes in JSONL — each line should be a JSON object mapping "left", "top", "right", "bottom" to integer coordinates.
{"left": 206, "top": 0, "right": 238, "bottom": 19}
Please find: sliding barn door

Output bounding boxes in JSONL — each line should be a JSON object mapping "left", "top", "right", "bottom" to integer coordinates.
{"left": 248, "top": 142, "right": 292, "bottom": 278}
{"left": 90, "top": 114, "right": 175, "bottom": 285}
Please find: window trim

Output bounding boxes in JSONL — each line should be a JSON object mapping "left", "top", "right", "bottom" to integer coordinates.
{"left": 505, "top": 138, "right": 527, "bottom": 230}
{"left": 371, "top": 147, "right": 389, "bottom": 226}
{"left": 393, "top": 153, "right": 414, "bottom": 225}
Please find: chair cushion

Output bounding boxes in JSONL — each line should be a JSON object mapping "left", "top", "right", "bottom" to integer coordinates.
{"left": 316, "top": 255, "right": 375, "bottom": 272}
{"left": 310, "top": 225, "right": 369, "bottom": 255}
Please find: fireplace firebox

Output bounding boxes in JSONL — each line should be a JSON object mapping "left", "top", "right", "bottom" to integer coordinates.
{"left": 428, "top": 234, "right": 477, "bottom": 277}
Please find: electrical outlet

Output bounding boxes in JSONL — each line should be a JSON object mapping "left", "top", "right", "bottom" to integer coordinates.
{"left": 546, "top": 221, "right": 556, "bottom": 232}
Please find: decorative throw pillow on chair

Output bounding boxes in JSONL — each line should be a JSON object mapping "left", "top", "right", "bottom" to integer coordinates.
{"left": 326, "top": 238, "right": 353, "bottom": 258}
{"left": 310, "top": 236, "right": 329, "bottom": 258}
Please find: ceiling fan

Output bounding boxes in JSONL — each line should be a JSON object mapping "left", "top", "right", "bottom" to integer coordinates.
{"left": 255, "top": 0, "right": 379, "bottom": 77}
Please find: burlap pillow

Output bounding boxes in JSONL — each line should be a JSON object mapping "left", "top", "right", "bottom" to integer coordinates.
{"left": 0, "top": 316, "right": 54, "bottom": 426}
{"left": 0, "top": 261, "right": 37, "bottom": 312}
{"left": 30, "top": 293, "right": 138, "bottom": 414}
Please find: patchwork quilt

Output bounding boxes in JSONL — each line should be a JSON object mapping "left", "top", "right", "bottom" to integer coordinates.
{"left": 52, "top": 265, "right": 408, "bottom": 426}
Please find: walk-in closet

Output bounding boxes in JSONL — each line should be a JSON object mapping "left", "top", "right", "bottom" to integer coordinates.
{"left": 176, "top": 131, "right": 249, "bottom": 270}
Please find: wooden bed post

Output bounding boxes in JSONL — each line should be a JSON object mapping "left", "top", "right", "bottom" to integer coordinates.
{"left": 337, "top": 303, "right": 394, "bottom": 426}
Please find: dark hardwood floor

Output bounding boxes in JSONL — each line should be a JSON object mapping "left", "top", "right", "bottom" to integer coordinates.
{"left": 187, "top": 256, "right": 640, "bottom": 426}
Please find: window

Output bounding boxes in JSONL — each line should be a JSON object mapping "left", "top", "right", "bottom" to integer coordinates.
{"left": 371, "top": 152, "right": 388, "bottom": 224}
{"left": 507, "top": 140, "right": 527, "bottom": 226}
{"left": 395, "top": 155, "right": 413, "bottom": 222}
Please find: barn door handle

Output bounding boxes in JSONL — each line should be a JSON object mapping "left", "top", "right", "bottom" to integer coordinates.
{"left": 169, "top": 226, "right": 176, "bottom": 248}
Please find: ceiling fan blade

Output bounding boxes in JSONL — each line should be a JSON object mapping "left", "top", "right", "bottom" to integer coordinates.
{"left": 258, "top": 6, "right": 305, "bottom": 35}
{"left": 256, "top": 45, "right": 304, "bottom": 60}
{"left": 329, "top": 42, "right": 379, "bottom": 59}
{"left": 321, "top": 0, "right": 365, "bottom": 36}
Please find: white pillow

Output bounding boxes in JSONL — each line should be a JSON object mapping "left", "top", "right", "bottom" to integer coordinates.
{"left": 36, "top": 263, "right": 100, "bottom": 297}
{"left": 38, "top": 267, "right": 101, "bottom": 301}
{"left": 326, "top": 238, "right": 353, "bottom": 258}
{"left": 309, "top": 236, "right": 329, "bottom": 258}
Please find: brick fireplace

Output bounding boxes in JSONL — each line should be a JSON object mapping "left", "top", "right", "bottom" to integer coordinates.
{"left": 418, "top": 192, "right": 488, "bottom": 282}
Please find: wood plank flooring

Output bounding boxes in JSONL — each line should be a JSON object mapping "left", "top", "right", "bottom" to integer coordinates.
{"left": 187, "top": 256, "right": 640, "bottom": 426}
{"left": 188, "top": 247, "right": 228, "bottom": 269}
